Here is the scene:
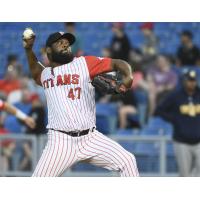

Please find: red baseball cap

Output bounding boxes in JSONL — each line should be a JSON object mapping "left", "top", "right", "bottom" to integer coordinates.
{"left": 29, "top": 93, "right": 40, "bottom": 102}
{"left": 140, "top": 22, "right": 154, "bottom": 30}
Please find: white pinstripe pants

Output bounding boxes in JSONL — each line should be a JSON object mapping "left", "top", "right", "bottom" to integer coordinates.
{"left": 32, "top": 129, "right": 139, "bottom": 177}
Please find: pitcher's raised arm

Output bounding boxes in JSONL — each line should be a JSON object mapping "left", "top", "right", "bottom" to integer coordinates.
{"left": 23, "top": 28, "right": 45, "bottom": 86}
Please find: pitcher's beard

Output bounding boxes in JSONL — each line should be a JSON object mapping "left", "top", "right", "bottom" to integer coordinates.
{"left": 51, "top": 51, "right": 74, "bottom": 64}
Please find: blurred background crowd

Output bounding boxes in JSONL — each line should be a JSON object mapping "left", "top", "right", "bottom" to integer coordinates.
{"left": 1, "top": 22, "right": 200, "bottom": 176}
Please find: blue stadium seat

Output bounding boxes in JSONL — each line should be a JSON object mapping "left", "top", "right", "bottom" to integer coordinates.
{"left": 135, "top": 142, "right": 159, "bottom": 155}
{"left": 134, "top": 142, "right": 160, "bottom": 172}
{"left": 119, "top": 141, "right": 137, "bottom": 154}
{"left": 1, "top": 22, "right": 200, "bottom": 75}
{"left": 4, "top": 115, "right": 22, "bottom": 133}
{"left": 140, "top": 128, "right": 161, "bottom": 135}
{"left": 116, "top": 128, "right": 140, "bottom": 135}
{"left": 116, "top": 129, "right": 139, "bottom": 153}
{"left": 96, "top": 103, "right": 118, "bottom": 116}
{"left": 146, "top": 117, "right": 174, "bottom": 136}
{"left": 96, "top": 115, "right": 111, "bottom": 135}
{"left": 96, "top": 103, "right": 118, "bottom": 135}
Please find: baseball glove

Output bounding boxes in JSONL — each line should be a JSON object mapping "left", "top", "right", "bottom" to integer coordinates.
{"left": 91, "top": 73, "right": 127, "bottom": 94}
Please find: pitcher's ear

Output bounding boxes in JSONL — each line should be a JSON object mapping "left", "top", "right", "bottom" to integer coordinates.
{"left": 46, "top": 47, "right": 52, "bottom": 54}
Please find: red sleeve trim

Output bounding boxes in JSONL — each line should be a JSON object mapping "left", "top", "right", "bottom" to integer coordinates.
{"left": 85, "top": 56, "right": 112, "bottom": 79}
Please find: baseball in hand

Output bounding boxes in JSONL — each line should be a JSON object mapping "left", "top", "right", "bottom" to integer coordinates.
{"left": 23, "top": 28, "right": 35, "bottom": 39}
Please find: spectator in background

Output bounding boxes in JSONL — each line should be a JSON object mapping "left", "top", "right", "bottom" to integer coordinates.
{"left": 110, "top": 22, "right": 131, "bottom": 61}
{"left": 129, "top": 48, "right": 143, "bottom": 72}
{"left": 26, "top": 93, "right": 46, "bottom": 135}
{"left": 155, "top": 70, "right": 200, "bottom": 176}
{"left": 101, "top": 47, "right": 111, "bottom": 58}
{"left": 131, "top": 67, "right": 148, "bottom": 92}
{"left": 7, "top": 74, "right": 46, "bottom": 105}
{"left": 0, "top": 68, "right": 21, "bottom": 96}
{"left": 176, "top": 30, "right": 200, "bottom": 66}
{"left": 0, "top": 114, "right": 16, "bottom": 172}
{"left": 131, "top": 64, "right": 149, "bottom": 125}
{"left": 13, "top": 88, "right": 33, "bottom": 132}
{"left": 147, "top": 55, "right": 177, "bottom": 115}
{"left": 140, "top": 22, "right": 159, "bottom": 63}
{"left": 118, "top": 90, "right": 138, "bottom": 129}
{"left": 19, "top": 75, "right": 46, "bottom": 105}
{"left": 6, "top": 54, "right": 23, "bottom": 77}
{"left": 0, "top": 99, "right": 35, "bottom": 129}
{"left": 64, "top": 22, "right": 84, "bottom": 57}
{"left": 7, "top": 75, "right": 31, "bottom": 105}
{"left": 18, "top": 94, "right": 46, "bottom": 171}
{"left": 0, "top": 99, "right": 36, "bottom": 172}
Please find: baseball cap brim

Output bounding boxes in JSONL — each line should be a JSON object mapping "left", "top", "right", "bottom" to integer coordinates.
{"left": 61, "top": 33, "right": 76, "bottom": 45}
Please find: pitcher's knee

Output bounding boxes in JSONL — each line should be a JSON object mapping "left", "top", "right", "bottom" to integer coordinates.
{"left": 120, "top": 152, "right": 138, "bottom": 176}
{"left": 128, "top": 153, "right": 137, "bottom": 169}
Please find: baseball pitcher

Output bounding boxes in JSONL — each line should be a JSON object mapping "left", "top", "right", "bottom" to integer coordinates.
{"left": 23, "top": 29, "right": 139, "bottom": 177}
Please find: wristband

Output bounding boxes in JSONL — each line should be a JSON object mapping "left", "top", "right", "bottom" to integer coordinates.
{"left": 16, "top": 110, "right": 27, "bottom": 121}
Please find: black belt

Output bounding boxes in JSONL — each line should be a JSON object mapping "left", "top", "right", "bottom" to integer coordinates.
{"left": 49, "top": 127, "right": 94, "bottom": 137}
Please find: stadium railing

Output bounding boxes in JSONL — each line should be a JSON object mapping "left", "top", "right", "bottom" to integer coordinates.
{"left": 0, "top": 134, "right": 37, "bottom": 177}
{"left": 0, "top": 134, "right": 178, "bottom": 177}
